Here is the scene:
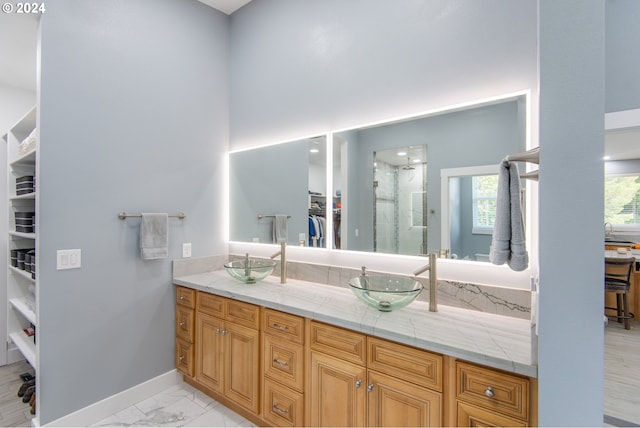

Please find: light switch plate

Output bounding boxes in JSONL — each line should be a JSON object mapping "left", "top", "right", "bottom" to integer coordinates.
{"left": 57, "top": 249, "right": 81, "bottom": 270}
{"left": 182, "top": 243, "right": 192, "bottom": 258}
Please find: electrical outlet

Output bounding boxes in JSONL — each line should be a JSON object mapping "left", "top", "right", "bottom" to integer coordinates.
{"left": 182, "top": 243, "right": 192, "bottom": 258}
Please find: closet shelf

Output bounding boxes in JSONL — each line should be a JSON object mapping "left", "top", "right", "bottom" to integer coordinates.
{"left": 9, "top": 331, "right": 36, "bottom": 368}
{"left": 9, "top": 150, "right": 36, "bottom": 168}
{"left": 9, "top": 298, "right": 36, "bottom": 325}
{"left": 10, "top": 192, "right": 35, "bottom": 201}
{"left": 9, "top": 231, "right": 35, "bottom": 239}
{"left": 9, "top": 266, "right": 35, "bottom": 283}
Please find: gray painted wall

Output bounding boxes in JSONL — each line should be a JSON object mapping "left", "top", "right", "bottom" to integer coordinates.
{"left": 37, "top": 0, "right": 228, "bottom": 423}
{"left": 605, "top": 0, "right": 640, "bottom": 113}
{"left": 537, "top": 1, "right": 605, "bottom": 425}
{"left": 229, "top": 0, "right": 538, "bottom": 151}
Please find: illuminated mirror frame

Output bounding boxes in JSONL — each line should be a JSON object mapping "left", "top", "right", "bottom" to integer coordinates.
{"left": 227, "top": 90, "right": 534, "bottom": 289}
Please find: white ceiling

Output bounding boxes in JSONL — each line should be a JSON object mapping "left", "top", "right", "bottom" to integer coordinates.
{"left": 197, "top": 0, "right": 252, "bottom": 15}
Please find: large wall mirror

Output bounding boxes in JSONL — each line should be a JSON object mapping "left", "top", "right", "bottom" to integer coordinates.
{"left": 229, "top": 92, "right": 529, "bottom": 264}
{"left": 333, "top": 94, "right": 527, "bottom": 258}
{"left": 229, "top": 136, "right": 327, "bottom": 246}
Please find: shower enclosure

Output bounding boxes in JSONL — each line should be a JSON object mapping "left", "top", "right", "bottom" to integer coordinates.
{"left": 373, "top": 146, "right": 427, "bottom": 255}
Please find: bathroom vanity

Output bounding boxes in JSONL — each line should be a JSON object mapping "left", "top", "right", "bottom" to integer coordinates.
{"left": 173, "top": 268, "right": 537, "bottom": 427}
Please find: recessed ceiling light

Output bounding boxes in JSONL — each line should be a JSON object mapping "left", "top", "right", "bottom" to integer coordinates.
{"left": 603, "top": 155, "right": 611, "bottom": 160}
{"left": 397, "top": 151, "right": 407, "bottom": 156}
{"left": 412, "top": 158, "right": 421, "bottom": 163}
{"left": 310, "top": 148, "right": 319, "bottom": 153}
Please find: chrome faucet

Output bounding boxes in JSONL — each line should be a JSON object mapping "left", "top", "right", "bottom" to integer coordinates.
{"left": 605, "top": 222, "right": 613, "bottom": 238}
{"left": 270, "top": 241, "right": 287, "bottom": 284}
{"left": 413, "top": 253, "right": 437, "bottom": 312}
{"left": 359, "top": 266, "right": 369, "bottom": 287}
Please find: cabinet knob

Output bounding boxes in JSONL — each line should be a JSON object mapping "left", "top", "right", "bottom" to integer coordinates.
{"left": 355, "top": 380, "right": 362, "bottom": 388}
{"left": 272, "top": 404, "right": 289, "bottom": 415}
{"left": 367, "top": 384, "right": 374, "bottom": 392}
{"left": 484, "top": 386, "right": 495, "bottom": 398}
{"left": 179, "top": 295, "right": 185, "bottom": 300}
{"left": 179, "top": 322, "right": 185, "bottom": 327}
{"left": 179, "top": 355, "right": 185, "bottom": 362}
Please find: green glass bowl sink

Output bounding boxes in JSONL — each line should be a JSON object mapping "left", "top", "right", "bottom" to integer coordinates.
{"left": 348, "top": 275, "right": 423, "bottom": 312}
{"left": 224, "top": 259, "right": 277, "bottom": 284}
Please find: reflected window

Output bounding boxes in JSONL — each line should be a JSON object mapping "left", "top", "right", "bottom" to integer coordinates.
{"left": 472, "top": 175, "right": 498, "bottom": 234}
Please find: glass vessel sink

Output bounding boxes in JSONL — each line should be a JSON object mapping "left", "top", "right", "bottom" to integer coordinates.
{"left": 224, "top": 258, "right": 277, "bottom": 284}
{"left": 348, "top": 275, "right": 423, "bottom": 312}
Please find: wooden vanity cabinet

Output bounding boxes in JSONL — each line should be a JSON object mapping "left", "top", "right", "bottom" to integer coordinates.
{"left": 308, "top": 321, "right": 443, "bottom": 427}
{"left": 194, "top": 293, "right": 261, "bottom": 415}
{"left": 261, "top": 309, "right": 306, "bottom": 427}
{"left": 175, "top": 289, "right": 537, "bottom": 427}
{"left": 175, "top": 286, "right": 195, "bottom": 377}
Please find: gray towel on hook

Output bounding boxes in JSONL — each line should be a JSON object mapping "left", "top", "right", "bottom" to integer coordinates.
{"left": 490, "top": 160, "right": 528, "bottom": 271}
{"left": 140, "top": 213, "right": 168, "bottom": 260}
{"left": 273, "top": 215, "right": 288, "bottom": 244}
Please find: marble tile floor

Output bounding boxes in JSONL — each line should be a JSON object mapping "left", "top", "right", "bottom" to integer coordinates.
{"left": 90, "top": 383, "right": 256, "bottom": 427}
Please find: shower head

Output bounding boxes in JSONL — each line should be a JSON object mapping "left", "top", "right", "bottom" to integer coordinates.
{"left": 402, "top": 157, "right": 415, "bottom": 170}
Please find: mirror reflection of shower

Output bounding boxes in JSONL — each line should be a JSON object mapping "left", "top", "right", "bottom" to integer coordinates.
{"left": 373, "top": 145, "right": 428, "bottom": 255}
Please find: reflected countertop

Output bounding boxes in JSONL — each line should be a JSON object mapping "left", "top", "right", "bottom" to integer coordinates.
{"left": 174, "top": 269, "right": 537, "bottom": 378}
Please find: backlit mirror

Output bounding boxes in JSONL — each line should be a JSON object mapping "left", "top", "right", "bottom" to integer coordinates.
{"left": 229, "top": 136, "right": 327, "bottom": 247}
{"left": 334, "top": 95, "right": 526, "bottom": 258}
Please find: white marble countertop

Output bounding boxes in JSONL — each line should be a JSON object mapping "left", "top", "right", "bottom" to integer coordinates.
{"left": 173, "top": 270, "right": 537, "bottom": 378}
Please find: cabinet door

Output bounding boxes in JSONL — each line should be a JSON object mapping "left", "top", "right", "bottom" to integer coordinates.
{"left": 456, "top": 401, "right": 526, "bottom": 427}
{"left": 309, "top": 351, "right": 366, "bottom": 427}
{"left": 367, "top": 370, "right": 442, "bottom": 427}
{"left": 195, "top": 312, "right": 224, "bottom": 393}
{"left": 224, "top": 322, "right": 260, "bottom": 414}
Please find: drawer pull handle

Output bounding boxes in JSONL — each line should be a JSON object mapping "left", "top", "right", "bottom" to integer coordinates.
{"left": 355, "top": 380, "right": 362, "bottom": 388}
{"left": 272, "top": 404, "right": 289, "bottom": 415}
{"left": 179, "top": 355, "right": 185, "bottom": 362}
{"left": 179, "top": 322, "right": 185, "bottom": 327}
{"left": 484, "top": 386, "right": 495, "bottom": 398}
{"left": 216, "top": 328, "right": 227, "bottom": 335}
{"left": 273, "top": 359, "right": 289, "bottom": 367}
{"left": 272, "top": 323, "right": 289, "bottom": 331}
{"left": 367, "top": 384, "right": 374, "bottom": 392}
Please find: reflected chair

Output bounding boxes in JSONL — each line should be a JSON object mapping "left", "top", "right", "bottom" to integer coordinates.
{"left": 604, "top": 257, "right": 636, "bottom": 330}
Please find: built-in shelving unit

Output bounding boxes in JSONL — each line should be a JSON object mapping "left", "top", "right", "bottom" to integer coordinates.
{"left": 3, "top": 106, "right": 37, "bottom": 370}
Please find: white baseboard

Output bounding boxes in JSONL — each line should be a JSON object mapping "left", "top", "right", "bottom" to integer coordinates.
{"left": 44, "top": 369, "right": 182, "bottom": 427}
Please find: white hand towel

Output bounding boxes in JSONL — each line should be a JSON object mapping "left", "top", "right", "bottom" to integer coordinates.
{"left": 490, "top": 160, "right": 528, "bottom": 271}
{"left": 273, "top": 215, "right": 288, "bottom": 244}
{"left": 140, "top": 213, "right": 168, "bottom": 260}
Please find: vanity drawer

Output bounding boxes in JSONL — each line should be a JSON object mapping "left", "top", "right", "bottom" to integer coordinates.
{"left": 456, "top": 361, "right": 529, "bottom": 421}
{"left": 263, "top": 308, "right": 304, "bottom": 344}
{"left": 367, "top": 337, "right": 443, "bottom": 392}
{"left": 226, "top": 299, "right": 260, "bottom": 330}
{"left": 196, "top": 292, "right": 225, "bottom": 318}
{"left": 310, "top": 321, "right": 366, "bottom": 365}
{"left": 175, "top": 338, "right": 194, "bottom": 378}
{"left": 176, "top": 306, "right": 194, "bottom": 343}
{"left": 262, "top": 377, "right": 304, "bottom": 427}
{"left": 175, "top": 286, "right": 195, "bottom": 309}
{"left": 264, "top": 334, "right": 305, "bottom": 392}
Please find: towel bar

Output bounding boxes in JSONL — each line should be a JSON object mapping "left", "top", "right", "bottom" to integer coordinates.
{"left": 118, "top": 212, "right": 186, "bottom": 220}
{"left": 257, "top": 214, "right": 291, "bottom": 219}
